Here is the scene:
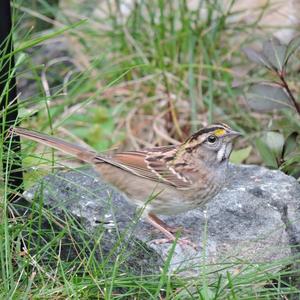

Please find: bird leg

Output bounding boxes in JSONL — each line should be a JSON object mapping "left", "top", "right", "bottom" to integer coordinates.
{"left": 147, "top": 213, "right": 197, "bottom": 249}
{"left": 148, "top": 213, "right": 191, "bottom": 234}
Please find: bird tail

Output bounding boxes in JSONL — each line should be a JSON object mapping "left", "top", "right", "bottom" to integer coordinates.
{"left": 10, "top": 127, "right": 98, "bottom": 164}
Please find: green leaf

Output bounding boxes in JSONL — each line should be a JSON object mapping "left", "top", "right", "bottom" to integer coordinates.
{"left": 284, "top": 35, "right": 300, "bottom": 65}
{"left": 282, "top": 154, "right": 300, "bottom": 165}
{"left": 282, "top": 132, "right": 299, "bottom": 159}
{"left": 92, "top": 107, "right": 110, "bottom": 123}
{"left": 264, "top": 131, "right": 284, "bottom": 155}
{"left": 230, "top": 146, "right": 252, "bottom": 164}
{"left": 262, "top": 37, "right": 287, "bottom": 71}
{"left": 255, "top": 138, "right": 278, "bottom": 168}
{"left": 246, "top": 83, "right": 293, "bottom": 112}
{"left": 243, "top": 47, "right": 273, "bottom": 69}
{"left": 280, "top": 154, "right": 300, "bottom": 179}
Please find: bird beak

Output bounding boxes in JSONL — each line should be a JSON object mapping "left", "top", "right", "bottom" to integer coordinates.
{"left": 226, "top": 130, "right": 243, "bottom": 139}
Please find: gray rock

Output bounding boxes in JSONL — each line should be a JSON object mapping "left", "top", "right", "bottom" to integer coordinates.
{"left": 23, "top": 164, "right": 300, "bottom": 275}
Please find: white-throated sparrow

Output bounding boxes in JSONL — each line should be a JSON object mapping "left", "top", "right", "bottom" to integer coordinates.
{"left": 11, "top": 123, "right": 241, "bottom": 248}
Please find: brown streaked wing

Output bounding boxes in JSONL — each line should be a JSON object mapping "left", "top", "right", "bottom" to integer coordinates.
{"left": 109, "top": 149, "right": 192, "bottom": 188}
{"left": 144, "top": 145, "right": 178, "bottom": 153}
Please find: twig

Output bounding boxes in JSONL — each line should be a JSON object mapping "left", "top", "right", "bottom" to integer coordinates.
{"left": 279, "top": 73, "right": 300, "bottom": 115}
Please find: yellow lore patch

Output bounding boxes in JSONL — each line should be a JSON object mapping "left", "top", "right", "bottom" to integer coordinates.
{"left": 214, "top": 129, "right": 226, "bottom": 137}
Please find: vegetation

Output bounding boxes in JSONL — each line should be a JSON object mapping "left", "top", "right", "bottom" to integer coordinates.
{"left": 243, "top": 36, "right": 300, "bottom": 177}
{"left": 0, "top": 0, "right": 299, "bottom": 298}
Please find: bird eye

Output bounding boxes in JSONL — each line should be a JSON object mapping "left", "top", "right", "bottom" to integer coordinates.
{"left": 207, "top": 135, "right": 217, "bottom": 144}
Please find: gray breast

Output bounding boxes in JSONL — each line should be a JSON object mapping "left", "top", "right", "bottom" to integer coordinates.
{"left": 193, "top": 162, "right": 228, "bottom": 206}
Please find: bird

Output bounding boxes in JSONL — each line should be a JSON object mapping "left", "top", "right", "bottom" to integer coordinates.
{"left": 10, "top": 123, "right": 241, "bottom": 248}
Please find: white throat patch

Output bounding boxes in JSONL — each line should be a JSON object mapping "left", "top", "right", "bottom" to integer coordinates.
{"left": 217, "top": 144, "right": 226, "bottom": 162}
{"left": 225, "top": 143, "right": 233, "bottom": 160}
{"left": 217, "top": 143, "right": 232, "bottom": 162}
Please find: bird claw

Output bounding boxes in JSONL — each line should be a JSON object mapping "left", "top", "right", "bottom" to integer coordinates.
{"left": 146, "top": 214, "right": 197, "bottom": 249}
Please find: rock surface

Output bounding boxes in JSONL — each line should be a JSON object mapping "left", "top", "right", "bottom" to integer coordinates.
{"left": 23, "top": 164, "right": 300, "bottom": 274}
